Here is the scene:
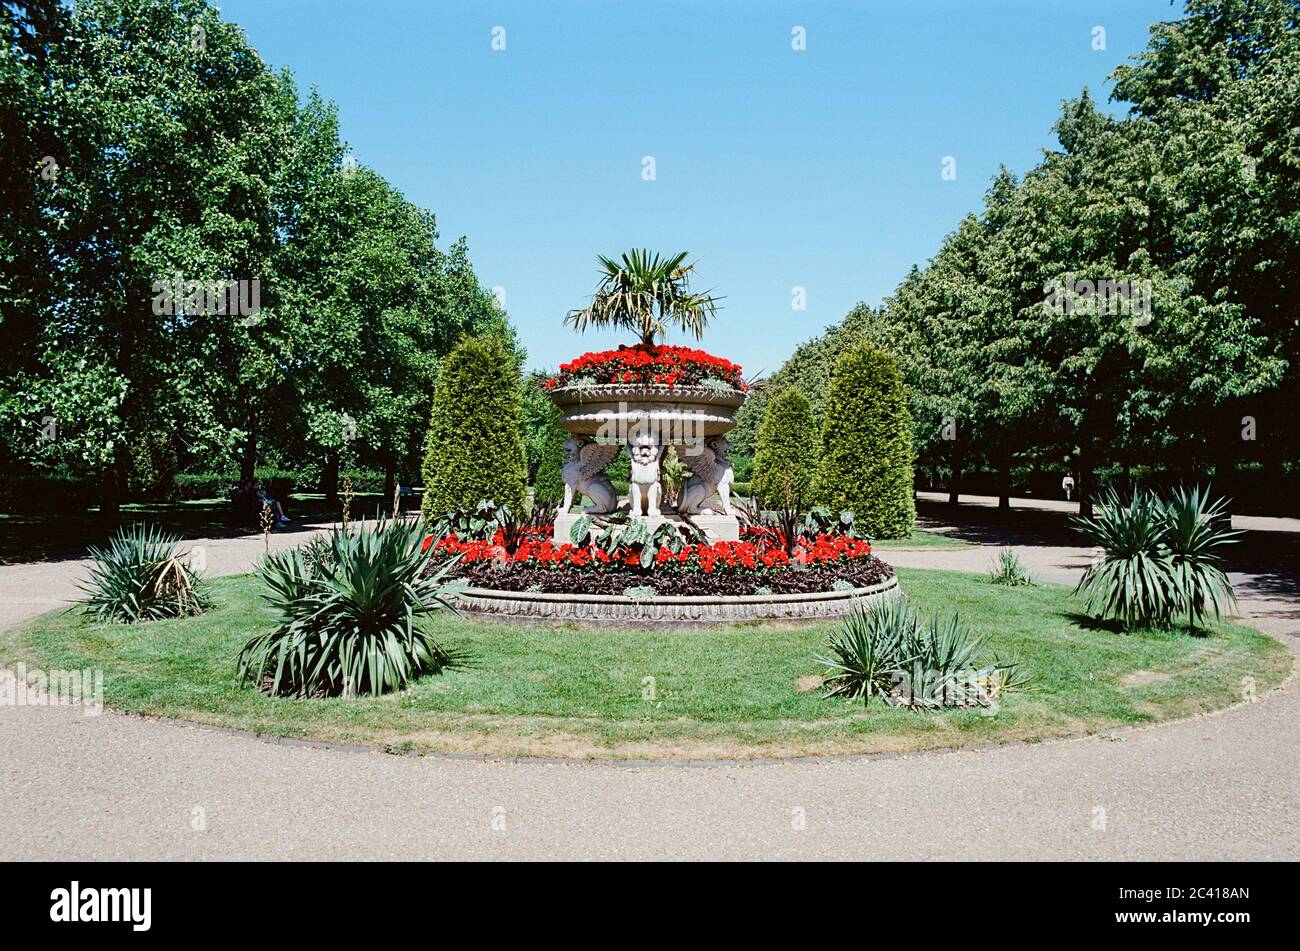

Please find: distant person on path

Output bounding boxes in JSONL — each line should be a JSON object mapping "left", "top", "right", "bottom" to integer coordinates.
{"left": 1062, "top": 475, "right": 1075, "bottom": 501}
{"left": 255, "top": 482, "right": 290, "bottom": 525}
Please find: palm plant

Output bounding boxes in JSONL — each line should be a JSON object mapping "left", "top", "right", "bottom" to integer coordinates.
{"left": 79, "top": 523, "right": 211, "bottom": 623}
{"left": 1163, "top": 485, "right": 1241, "bottom": 631}
{"left": 237, "top": 518, "right": 467, "bottom": 698}
{"left": 565, "top": 249, "right": 722, "bottom": 345}
{"left": 1071, "top": 487, "right": 1179, "bottom": 629}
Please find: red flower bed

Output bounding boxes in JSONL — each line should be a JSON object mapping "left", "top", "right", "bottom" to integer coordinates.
{"left": 544, "top": 344, "right": 745, "bottom": 391}
{"left": 424, "top": 527, "right": 890, "bottom": 596}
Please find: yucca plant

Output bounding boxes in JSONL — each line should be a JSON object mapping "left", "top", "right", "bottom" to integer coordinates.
{"left": 987, "top": 547, "right": 1033, "bottom": 586}
{"left": 818, "top": 597, "right": 1025, "bottom": 708}
{"left": 817, "top": 596, "right": 916, "bottom": 703}
{"left": 903, "top": 611, "right": 997, "bottom": 708}
{"left": 1163, "top": 485, "right": 1241, "bottom": 631}
{"left": 237, "top": 518, "right": 467, "bottom": 698}
{"left": 78, "top": 523, "right": 211, "bottom": 623}
{"left": 1071, "top": 487, "right": 1179, "bottom": 630}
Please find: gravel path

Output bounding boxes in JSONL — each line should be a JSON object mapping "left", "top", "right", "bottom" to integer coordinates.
{"left": 2, "top": 503, "right": 1296, "bottom": 860}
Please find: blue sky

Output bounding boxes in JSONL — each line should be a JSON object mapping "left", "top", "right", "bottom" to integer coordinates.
{"left": 219, "top": 0, "right": 1182, "bottom": 375}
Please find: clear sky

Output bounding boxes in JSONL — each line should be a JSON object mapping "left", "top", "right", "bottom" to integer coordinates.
{"left": 218, "top": 0, "right": 1182, "bottom": 376}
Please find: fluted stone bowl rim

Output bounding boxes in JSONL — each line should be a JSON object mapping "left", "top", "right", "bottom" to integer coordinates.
{"left": 548, "top": 383, "right": 747, "bottom": 410}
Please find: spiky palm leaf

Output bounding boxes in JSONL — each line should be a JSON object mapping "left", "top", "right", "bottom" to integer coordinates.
{"left": 565, "top": 249, "right": 722, "bottom": 345}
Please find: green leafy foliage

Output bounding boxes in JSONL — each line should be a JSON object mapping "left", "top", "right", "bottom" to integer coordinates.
{"left": 78, "top": 523, "right": 211, "bottom": 623}
{"left": 751, "top": 387, "right": 817, "bottom": 507}
{"left": 420, "top": 336, "right": 528, "bottom": 520}
{"left": 0, "top": 0, "right": 513, "bottom": 518}
{"left": 814, "top": 342, "right": 916, "bottom": 538}
{"left": 236, "top": 519, "right": 466, "bottom": 697}
{"left": 531, "top": 420, "right": 568, "bottom": 504}
{"left": 739, "top": 0, "right": 1300, "bottom": 500}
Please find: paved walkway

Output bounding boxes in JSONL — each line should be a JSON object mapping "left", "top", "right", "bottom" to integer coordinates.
{"left": 1, "top": 504, "right": 1296, "bottom": 860}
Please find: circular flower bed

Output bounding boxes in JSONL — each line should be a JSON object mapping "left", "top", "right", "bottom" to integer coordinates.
{"left": 545, "top": 343, "right": 746, "bottom": 391}
{"left": 426, "top": 529, "right": 894, "bottom": 596}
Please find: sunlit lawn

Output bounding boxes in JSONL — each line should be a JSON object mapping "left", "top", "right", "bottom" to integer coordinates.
{"left": 2, "top": 567, "right": 1288, "bottom": 760}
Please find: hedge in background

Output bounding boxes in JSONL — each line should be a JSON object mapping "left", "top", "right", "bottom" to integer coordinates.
{"left": 814, "top": 341, "right": 915, "bottom": 538}
{"left": 532, "top": 421, "right": 568, "bottom": 504}
{"left": 421, "top": 336, "right": 528, "bottom": 520}
{"left": 752, "top": 386, "right": 817, "bottom": 507}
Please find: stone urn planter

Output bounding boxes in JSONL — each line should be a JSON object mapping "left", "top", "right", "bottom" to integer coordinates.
{"left": 547, "top": 382, "right": 747, "bottom": 543}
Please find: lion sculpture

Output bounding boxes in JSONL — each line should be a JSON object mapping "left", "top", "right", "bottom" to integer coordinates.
{"left": 677, "top": 437, "right": 734, "bottom": 516}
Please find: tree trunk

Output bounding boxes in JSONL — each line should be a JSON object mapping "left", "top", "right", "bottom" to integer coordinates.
{"left": 323, "top": 452, "right": 340, "bottom": 506}
{"left": 997, "top": 457, "right": 1011, "bottom": 511}
{"left": 237, "top": 404, "right": 257, "bottom": 497}
{"left": 947, "top": 445, "right": 961, "bottom": 506}
{"left": 1076, "top": 461, "right": 1092, "bottom": 517}
{"left": 99, "top": 443, "right": 129, "bottom": 524}
{"left": 383, "top": 455, "right": 396, "bottom": 513}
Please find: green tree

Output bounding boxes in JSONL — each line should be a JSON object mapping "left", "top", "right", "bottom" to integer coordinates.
{"left": 751, "top": 387, "right": 817, "bottom": 506}
{"left": 814, "top": 342, "right": 915, "bottom": 538}
{"left": 420, "top": 335, "right": 528, "bottom": 519}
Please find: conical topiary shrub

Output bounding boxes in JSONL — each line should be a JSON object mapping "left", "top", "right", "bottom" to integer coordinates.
{"left": 421, "top": 335, "right": 528, "bottom": 520}
{"left": 532, "top": 419, "right": 568, "bottom": 504}
{"left": 813, "top": 341, "right": 915, "bottom": 538}
{"left": 752, "top": 386, "right": 817, "bottom": 507}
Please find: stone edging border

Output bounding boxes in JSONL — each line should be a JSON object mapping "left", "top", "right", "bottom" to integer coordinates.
{"left": 453, "top": 574, "right": 900, "bottom": 626}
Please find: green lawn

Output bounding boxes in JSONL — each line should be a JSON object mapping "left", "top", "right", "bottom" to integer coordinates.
{"left": 1, "top": 567, "right": 1288, "bottom": 760}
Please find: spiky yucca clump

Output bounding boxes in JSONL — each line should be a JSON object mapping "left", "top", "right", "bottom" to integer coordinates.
{"left": 1074, "top": 485, "right": 1240, "bottom": 632}
{"left": 237, "top": 519, "right": 467, "bottom": 698}
{"left": 988, "top": 547, "right": 1034, "bottom": 586}
{"left": 818, "top": 596, "right": 1024, "bottom": 708}
{"left": 79, "top": 523, "right": 211, "bottom": 623}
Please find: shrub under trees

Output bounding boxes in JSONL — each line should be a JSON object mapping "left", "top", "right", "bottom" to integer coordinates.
{"left": 421, "top": 336, "right": 528, "bottom": 520}
{"left": 814, "top": 342, "right": 915, "bottom": 538}
{"left": 751, "top": 387, "right": 817, "bottom": 507}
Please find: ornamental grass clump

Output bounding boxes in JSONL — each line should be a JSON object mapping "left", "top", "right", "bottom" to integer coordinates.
{"left": 988, "top": 547, "right": 1034, "bottom": 586}
{"left": 79, "top": 523, "right": 211, "bottom": 623}
{"left": 237, "top": 518, "right": 467, "bottom": 698}
{"left": 1072, "top": 485, "right": 1239, "bottom": 632}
